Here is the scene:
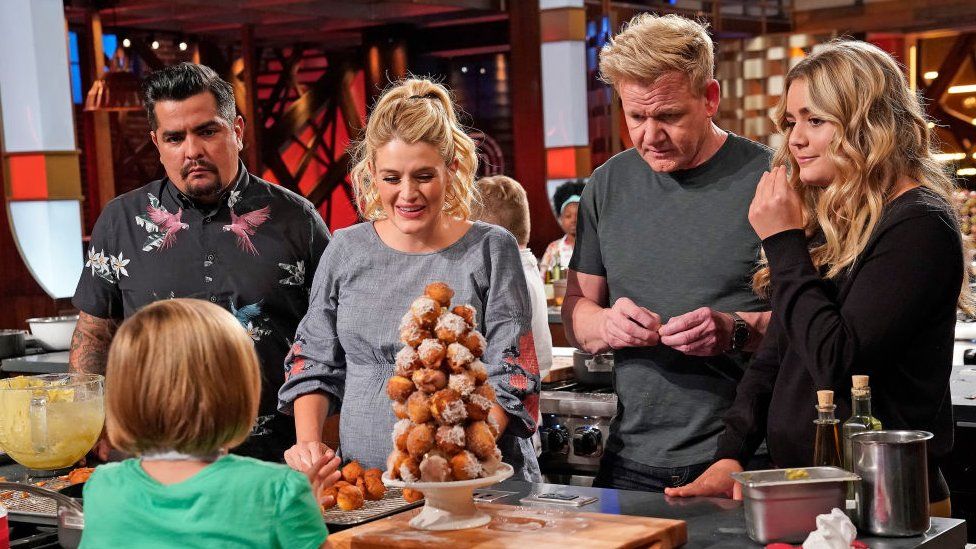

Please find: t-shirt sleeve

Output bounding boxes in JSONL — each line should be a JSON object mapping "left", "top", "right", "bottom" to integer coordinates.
{"left": 72, "top": 200, "right": 125, "bottom": 319}
{"left": 273, "top": 471, "right": 329, "bottom": 549}
{"left": 568, "top": 172, "right": 605, "bottom": 276}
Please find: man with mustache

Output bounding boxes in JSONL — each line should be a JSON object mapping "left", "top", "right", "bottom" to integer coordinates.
{"left": 71, "top": 63, "right": 330, "bottom": 462}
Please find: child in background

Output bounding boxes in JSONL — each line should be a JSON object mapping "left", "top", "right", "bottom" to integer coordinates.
{"left": 80, "top": 298, "right": 339, "bottom": 549}
{"left": 473, "top": 175, "right": 553, "bottom": 383}
{"left": 539, "top": 179, "right": 586, "bottom": 277}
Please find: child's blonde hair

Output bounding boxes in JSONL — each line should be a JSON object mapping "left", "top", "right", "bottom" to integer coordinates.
{"left": 472, "top": 175, "right": 531, "bottom": 247}
{"left": 349, "top": 77, "right": 479, "bottom": 220}
{"left": 105, "top": 298, "right": 261, "bottom": 455}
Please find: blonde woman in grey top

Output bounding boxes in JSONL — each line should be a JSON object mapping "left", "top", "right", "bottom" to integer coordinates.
{"left": 278, "top": 78, "right": 542, "bottom": 481}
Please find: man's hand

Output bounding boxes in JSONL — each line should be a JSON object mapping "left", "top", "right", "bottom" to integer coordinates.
{"left": 307, "top": 450, "right": 342, "bottom": 507}
{"left": 284, "top": 440, "right": 336, "bottom": 474}
{"left": 601, "top": 298, "right": 661, "bottom": 349}
{"left": 748, "top": 165, "right": 804, "bottom": 240}
{"left": 659, "top": 307, "right": 733, "bottom": 356}
{"left": 664, "top": 459, "right": 743, "bottom": 499}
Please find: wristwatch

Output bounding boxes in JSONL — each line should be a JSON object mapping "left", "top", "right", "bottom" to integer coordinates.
{"left": 729, "top": 312, "right": 750, "bottom": 352}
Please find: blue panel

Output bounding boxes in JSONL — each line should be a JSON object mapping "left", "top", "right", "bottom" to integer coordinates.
{"left": 68, "top": 31, "right": 79, "bottom": 62}
{"left": 70, "top": 65, "right": 82, "bottom": 104}
{"left": 102, "top": 34, "right": 117, "bottom": 59}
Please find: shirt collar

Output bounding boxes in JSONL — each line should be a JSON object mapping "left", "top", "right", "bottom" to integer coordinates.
{"left": 166, "top": 158, "right": 250, "bottom": 214}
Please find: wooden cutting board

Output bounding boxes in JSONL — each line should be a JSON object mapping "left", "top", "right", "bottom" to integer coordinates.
{"left": 326, "top": 503, "right": 687, "bottom": 548}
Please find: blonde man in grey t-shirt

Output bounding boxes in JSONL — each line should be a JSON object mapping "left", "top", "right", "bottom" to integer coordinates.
{"left": 562, "top": 13, "right": 772, "bottom": 492}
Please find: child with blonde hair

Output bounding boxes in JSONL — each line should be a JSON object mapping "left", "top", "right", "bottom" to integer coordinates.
{"left": 80, "top": 298, "right": 339, "bottom": 549}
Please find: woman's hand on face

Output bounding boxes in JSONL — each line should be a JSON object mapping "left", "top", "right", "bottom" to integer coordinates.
{"left": 663, "top": 459, "right": 744, "bottom": 499}
{"left": 307, "top": 451, "right": 342, "bottom": 507}
{"left": 284, "top": 441, "right": 335, "bottom": 473}
{"left": 748, "top": 165, "right": 804, "bottom": 240}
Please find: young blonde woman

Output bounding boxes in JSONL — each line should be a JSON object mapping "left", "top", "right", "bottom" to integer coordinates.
{"left": 666, "top": 40, "right": 968, "bottom": 515}
{"left": 278, "top": 78, "right": 542, "bottom": 481}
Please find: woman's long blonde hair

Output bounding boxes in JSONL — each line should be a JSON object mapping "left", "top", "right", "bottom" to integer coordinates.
{"left": 349, "top": 77, "right": 479, "bottom": 221}
{"left": 753, "top": 40, "right": 971, "bottom": 310}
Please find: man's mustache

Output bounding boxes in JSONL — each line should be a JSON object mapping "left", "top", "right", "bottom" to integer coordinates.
{"left": 181, "top": 160, "right": 219, "bottom": 179}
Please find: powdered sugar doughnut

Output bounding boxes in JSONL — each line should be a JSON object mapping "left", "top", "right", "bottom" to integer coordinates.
{"left": 448, "top": 372, "right": 475, "bottom": 397}
{"left": 431, "top": 388, "right": 467, "bottom": 425}
{"left": 386, "top": 375, "right": 415, "bottom": 402}
{"left": 424, "top": 282, "right": 454, "bottom": 308}
{"left": 399, "top": 313, "right": 432, "bottom": 347}
{"left": 460, "top": 330, "right": 486, "bottom": 358}
{"left": 446, "top": 342, "right": 475, "bottom": 373}
{"left": 451, "top": 304, "right": 477, "bottom": 328}
{"left": 435, "top": 424, "right": 466, "bottom": 455}
{"left": 434, "top": 312, "right": 468, "bottom": 344}
{"left": 411, "top": 296, "right": 441, "bottom": 328}
{"left": 419, "top": 452, "right": 452, "bottom": 482}
{"left": 465, "top": 393, "right": 492, "bottom": 421}
{"left": 406, "top": 422, "right": 435, "bottom": 460}
{"left": 407, "top": 391, "right": 432, "bottom": 424}
{"left": 465, "top": 421, "right": 496, "bottom": 460}
{"left": 392, "top": 400, "right": 409, "bottom": 419}
{"left": 469, "top": 359, "right": 488, "bottom": 384}
{"left": 417, "top": 339, "right": 446, "bottom": 367}
{"left": 392, "top": 418, "right": 413, "bottom": 451}
{"left": 450, "top": 450, "right": 483, "bottom": 480}
{"left": 399, "top": 456, "right": 421, "bottom": 482}
{"left": 473, "top": 382, "right": 495, "bottom": 402}
{"left": 412, "top": 368, "right": 447, "bottom": 393}
{"left": 481, "top": 446, "right": 503, "bottom": 476}
{"left": 487, "top": 414, "right": 500, "bottom": 438}
{"left": 395, "top": 346, "right": 423, "bottom": 377}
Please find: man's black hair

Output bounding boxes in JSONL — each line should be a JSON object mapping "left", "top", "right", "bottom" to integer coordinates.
{"left": 142, "top": 62, "right": 237, "bottom": 130}
{"left": 552, "top": 179, "right": 587, "bottom": 216}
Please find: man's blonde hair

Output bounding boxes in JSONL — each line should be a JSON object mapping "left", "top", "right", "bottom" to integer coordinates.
{"left": 350, "top": 77, "right": 479, "bottom": 221}
{"left": 599, "top": 13, "right": 714, "bottom": 95}
{"left": 105, "top": 298, "right": 261, "bottom": 455}
{"left": 471, "top": 175, "right": 530, "bottom": 246}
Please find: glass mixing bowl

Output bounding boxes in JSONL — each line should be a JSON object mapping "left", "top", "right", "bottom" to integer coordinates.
{"left": 0, "top": 374, "right": 104, "bottom": 471}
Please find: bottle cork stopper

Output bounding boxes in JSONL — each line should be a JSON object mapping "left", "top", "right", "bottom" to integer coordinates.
{"left": 817, "top": 390, "right": 834, "bottom": 407}
{"left": 852, "top": 375, "right": 869, "bottom": 388}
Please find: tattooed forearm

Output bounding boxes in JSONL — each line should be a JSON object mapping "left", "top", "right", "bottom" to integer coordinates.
{"left": 68, "top": 312, "right": 119, "bottom": 375}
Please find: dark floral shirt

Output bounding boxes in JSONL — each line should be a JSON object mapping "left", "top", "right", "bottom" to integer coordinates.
{"left": 73, "top": 160, "right": 330, "bottom": 460}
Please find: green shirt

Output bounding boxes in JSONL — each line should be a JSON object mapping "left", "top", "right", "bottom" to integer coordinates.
{"left": 79, "top": 455, "right": 328, "bottom": 549}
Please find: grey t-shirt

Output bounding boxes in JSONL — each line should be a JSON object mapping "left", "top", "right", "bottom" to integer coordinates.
{"left": 570, "top": 133, "right": 771, "bottom": 467}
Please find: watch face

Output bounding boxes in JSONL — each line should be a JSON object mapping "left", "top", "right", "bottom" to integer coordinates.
{"left": 733, "top": 321, "right": 749, "bottom": 348}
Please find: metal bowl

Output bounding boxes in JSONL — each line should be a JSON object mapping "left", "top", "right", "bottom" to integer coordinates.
{"left": 571, "top": 350, "right": 613, "bottom": 386}
{"left": 26, "top": 315, "right": 79, "bottom": 351}
{"left": 0, "top": 329, "right": 27, "bottom": 358}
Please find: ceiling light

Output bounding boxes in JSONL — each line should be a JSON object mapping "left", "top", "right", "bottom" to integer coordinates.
{"left": 957, "top": 168, "right": 976, "bottom": 176}
{"left": 479, "top": 67, "right": 486, "bottom": 75}
{"left": 933, "top": 153, "right": 966, "bottom": 162}
{"left": 460, "top": 66, "right": 468, "bottom": 73}
{"left": 923, "top": 71, "right": 939, "bottom": 80}
{"left": 122, "top": 37, "right": 131, "bottom": 48}
{"left": 178, "top": 41, "right": 188, "bottom": 51}
{"left": 948, "top": 84, "right": 976, "bottom": 94}
{"left": 151, "top": 39, "right": 160, "bottom": 50}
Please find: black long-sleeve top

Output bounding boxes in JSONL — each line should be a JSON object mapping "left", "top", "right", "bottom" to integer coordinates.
{"left": 716, "top": 187, "right": 962, "bottom": 482}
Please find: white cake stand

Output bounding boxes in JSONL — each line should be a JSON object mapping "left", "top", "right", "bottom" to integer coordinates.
{"left": 382, "top": 462, "right": 514, "bottom": 531}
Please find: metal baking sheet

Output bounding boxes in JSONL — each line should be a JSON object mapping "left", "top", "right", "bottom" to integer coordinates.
{"left": 321, "top": 487, "right": 422, "bottom": 527}
{"left": 0, "top": 477, "right": 72, "bottom": 526}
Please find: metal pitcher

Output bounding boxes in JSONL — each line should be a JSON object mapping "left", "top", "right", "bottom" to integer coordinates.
{"left": 850, "top": 430, "right": 932, "bottom": 536}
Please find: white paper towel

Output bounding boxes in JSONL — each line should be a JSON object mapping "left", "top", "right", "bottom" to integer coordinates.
{"left": 802, "top": 508, "right": 857, "bottom": 549}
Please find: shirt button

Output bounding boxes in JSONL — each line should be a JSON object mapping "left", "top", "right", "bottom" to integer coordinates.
{"left": 207, "top": 253, "right": 215, "bottom": 262}
{"left": 209, "top": 296, "right": 218, "bottom": 303}
{"left": 204, "top": 216, "right": 212, "bottom": 223}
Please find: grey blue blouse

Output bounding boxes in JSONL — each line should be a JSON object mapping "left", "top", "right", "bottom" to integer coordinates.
{"left": 278, "top": 221, "right": 542, "bottom": 481}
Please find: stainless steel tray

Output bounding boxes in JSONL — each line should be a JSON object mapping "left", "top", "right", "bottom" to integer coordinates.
{"left": 0, "top": 477, "right": 72, "bottom": 526}
{"left": 321, "top": 487, "right": 422, "bottom": 527}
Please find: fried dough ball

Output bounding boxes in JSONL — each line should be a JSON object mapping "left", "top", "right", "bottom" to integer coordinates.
{"left": 465, "top": 393, "right": 492, "bottom": 421}
{"left": 399, "top": 455, "right": 421, "bottom": 482}
{"left": 435, "top": 313, "right": 468, "bottom": 344}
{"left": 425, "top": 282, "right": 454, "bottom": 308}
{"left": 392, "top": 418, "right": 413, "bottom": 451}
{"left": 460, "top": 331, "right": 486, "bottom": 358}
{"left": 395, "top": 346, "right": 424, "bottom": 377}
{"left": 446, "top": 343, "right": 475, "bottom": 373}
{"left": 386, "top": 450, "right": 408, "bottom": 480}
{"left": 334, "top": 480, "right": 352, "bottom": 490}
{"left": 450, "top": 450, "right": 484, "bottom": 481}
{"left": 399, "top": 312, "right": 432, "bottom": 347}
{"left": 387, "top": 375, "right": 416, "bottom": 402}
{"left": 435, "top": 424, "right": 466, "bottom": 455}
{"left": 411, "top": 296, "right": 441, "bottom": 328}
{"left": 481, "top": 446, "right": 503, "bottom": 476}
{"left": 448, "top": 372, "right": 475, "bottom": 397}
{"left": 406, "top": 422, "right": 435, "bottom": 460}
{"left": 431, "top": 388, "right": 467, "bottom": 425}
{"left": 465, "top": 421, "right": 496, "bottom": 460}
{"left": 392, "top": 400, "right": 409, "bottom": 419}
{"left": 342, "top": 460, "right": 365, "bottom": 484}
{"left": 337, "top": 485, "right": 365, "bottom": 511}
{"left": 473, "top": 382, "right": 496, "bottom": 402}
{"left": 469, "top": 359, "right": 488, "bottom": 384}
{"left": 406, "top": 391, "right": 433, "bottom": 424}
{"left": 319, "top": 486, "right": 338, "bottom": 510}
{"left": 363, "top": 475, "right": 386, "bottom": 501}
{"left": 412, "top": 368, "right": 447, "bottom": 393}
{"left": 417, "top": 338, "right": 446, "bottom": 367}
{"left": 487, "top": 415, "right": 501, "bottom": 439}
{"left": 364, "top": 467, "right": 383, "bottom": 479}
{"left": 402, "top": 488, "right": 425, "bottom": 503}
{"left": 420, "top": 452, "right": 453, "bottom": 482}
{"left": 451, "top": 304, "right": 477, "bottom": 328}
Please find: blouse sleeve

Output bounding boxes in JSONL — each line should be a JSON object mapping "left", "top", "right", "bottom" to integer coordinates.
{"left": 273, "top": 471, "right": 329, "bottom": 549}
{"left": 761, "top": 210, "right": 962, "bottom": 390}
{"left": 481, "top": 230, "right": 541, "bottom": 439}
{"left": 278, "top": 235, "right": 347, "bottom": 416}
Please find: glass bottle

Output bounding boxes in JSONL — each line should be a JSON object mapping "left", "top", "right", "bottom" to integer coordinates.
{"left": 813, "top": 390, "right": 842, "bottom": 467}
{"left": 842, "top": 375, "right": 882, "bottom": 472}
